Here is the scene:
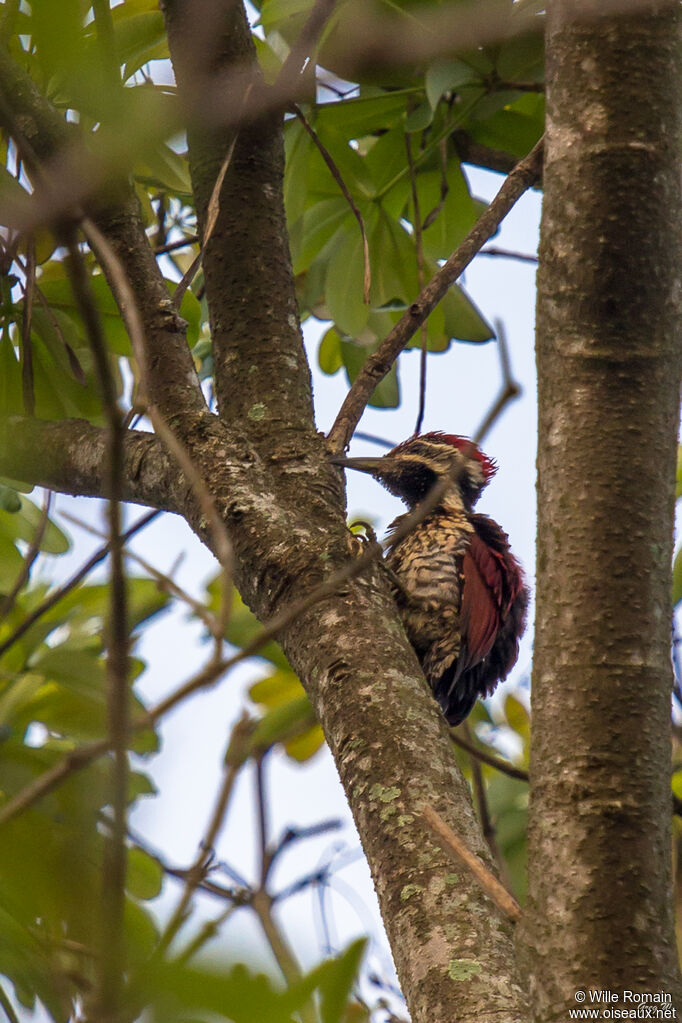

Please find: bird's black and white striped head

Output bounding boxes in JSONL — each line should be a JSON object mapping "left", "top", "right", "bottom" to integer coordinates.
{"left": 332, "top": 432, "right": 497, "bottom": 510}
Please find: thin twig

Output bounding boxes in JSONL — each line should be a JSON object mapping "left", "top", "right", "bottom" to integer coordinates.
{"left": 64, "top": 233, "right": 129, "bottom": 1018}
{"left": 256, "top": 754, "right": 270, "bottom": 888}
{"left": 353, "top": 431, "right": 395, "bottom": 450}
{"left": 0, "top": 490, "right": 51, "bottom": 623}
{"left": 81, "top": 218, "right": 233, "bottom": 635}
{"left": 155, "top": 716, "right": 250, "bottom": 955}
{"left": 449, "top": 731, "right": 529, "bottom": 783}
{"left": 293, "top": 106, "right": 371, "bottom": 304}
{"left": 479, "top": 246, "right": 538, "bottom": 264}
{"left": 276, "top": 0, "right": 337, "bottom": 87}
{"left": 461, "top": 722, "right": 510, "bottom": 886}
{"left": 405, "top": 131, "right": 428, "bottom": 435}
{"left": 326, "top": 136, "right": 544, "bottom": 451}
{"left": 154, "top": 233, "right": 199, "bottom": 255}
{"left": 0, "top": 510, "right": 159, "bottom": 660}
{"left": 474, "top": 318, "right": 521, "bottom": 441}
{"left": 60, "top": 509, "right": 222, "bottom": 638}
{"left": 20, "top": 239, "right": 35, "bottom": 415}
{"left": 422, "top": 805, "right": 521, "bottom": 923}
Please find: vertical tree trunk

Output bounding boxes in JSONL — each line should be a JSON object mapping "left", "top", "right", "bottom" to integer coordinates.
{"left": 524, "top": 1, "right": 682, "bottom": 1016}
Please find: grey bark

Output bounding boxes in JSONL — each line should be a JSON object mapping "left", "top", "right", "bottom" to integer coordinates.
{"left": 522, "top": 2, "right": 682, "bottom": 1017}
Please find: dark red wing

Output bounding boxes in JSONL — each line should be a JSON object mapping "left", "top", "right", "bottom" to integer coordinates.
{"left": 459, "top": 534, "right": 507, "bottom": 669}
{"left": 457, "top": 515, "right": 525, "bottom": 675}
{"left": 431, "top": 514, "right": 528, "bottom": 726}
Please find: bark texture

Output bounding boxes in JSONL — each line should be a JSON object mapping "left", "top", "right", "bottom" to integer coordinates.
{"left": 523, "top": 2, "right": 682, "bottom": 1017}
{"left": 161, "top": 4, "right": 529, "bottom": 1021}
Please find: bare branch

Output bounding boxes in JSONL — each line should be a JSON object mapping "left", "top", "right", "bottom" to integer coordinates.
{"left": 327, "top": 137, "right": 543, "bottom": 451}
{"left": 449, "top": 731, "right": 529, "bottom": 783}
{"left": 64, "top": 234, "right": 129, "bottom": 1018}
{"left": 155, "top": 716, "right": 250, "bottom": 955}
{"left": 422, "top": 805, "right": 522, "bottom": 923}
{"left": 406, "top": 131, "right": 428, "bottom": 436}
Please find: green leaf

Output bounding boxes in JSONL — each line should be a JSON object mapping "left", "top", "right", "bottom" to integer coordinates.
{"left": 290, "top": 197, "right": 349, "bottom": 276}
{"left": 249, "top": 695, "right": 316, "bottom": 753}
{"left": 325, "top": 219, "right": 373, "bottom": 338}
{"left": 340, "top": 340, "right": 400, "bottom": 408}
{"left": 127, "top": 846, "right": 164, "bottom": 901}
{"left": 0, "top": 495, "right": 70, "bottom": 555}
{"left": 318, "top": 939, "right": 366, "bottom": 1023}
{"left": 425, "top": 58, "right": 480, "bottom": 108}
{"left": 467, "top": 94, "right": 545, "bottom": 158}
{"left": 284, "top": 724, "right": 325, "bottom": 762}
{"left": 314, "top": 89, "right": 414, "bottom": 138}
{"left": 675, "top": 447, "right": 682, "bottom": 499}
{"left": 206, "top": 584, "right": 290, "bottom": 670}
{"left": 0, "top": 332, "right": 24, "bottom": 417}
{"left": 673, "top": 546, "right": 682, "bottom": 605}
{"left": 318, "top": 326, "right": 343, "bottom": 374}
{"left": 368, "top": 211, "right": 417, "bottom": 308}
{"left": 250, "top": 669, "right": 306, "bottom": 709}
{"left": 405, "top": 101, "right": 433, "bottom": 132}
{"left": 419, "top": 162, "right": 477, "bottom": 261}
{"left": 0, "top": 485, "right": 21, "bottom": 513}
{"left": 0, "top": 532, "right": 25, "bottom": 591}
{"left": 440, "top": 283, "right": 494, "bottom": 343}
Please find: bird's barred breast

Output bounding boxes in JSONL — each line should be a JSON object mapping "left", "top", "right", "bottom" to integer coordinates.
{"left": 385, "top": 513, "right": 472, "bottom": 607}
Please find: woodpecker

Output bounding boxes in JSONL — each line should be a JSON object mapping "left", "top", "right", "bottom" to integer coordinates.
{"left": 332, "top": 432, "right": 528, "bottom": 725}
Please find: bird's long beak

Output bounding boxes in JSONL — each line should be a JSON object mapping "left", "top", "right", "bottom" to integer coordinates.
{"left": 329, "top": 455, "right": 385, "bottom": 475}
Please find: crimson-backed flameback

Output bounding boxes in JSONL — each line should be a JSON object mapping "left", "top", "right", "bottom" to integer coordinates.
{"left": 333, "top": 433, "right": 528, "bottom": 725}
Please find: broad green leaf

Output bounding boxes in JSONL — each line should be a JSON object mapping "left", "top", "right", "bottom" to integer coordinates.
{"left": 419, "top": 162, "right": 477, "bottom": 260}
{"left": 249, "top": 695, "right": 316, "bottom": 752}
{"left": 325, "top": 219, "right": 373, "bottom": 338}
{"left": 368, "top": 211, "right": 417, "bottom": 308}
{"left": 340, "top": 340, "right": 400, "bottom": 408}
{"left": 441, "top": 283, "right": 494, "bottom": 343}
{"left": 468, "top": 93, "right": 545, "bottom": 158}
{"left": 405, "top": 101, "right": 433, "bottom": 132}
{"left": 0, "top": 332, "right": 24, "bottom": 417}
{"left": 318, "top": 326, "right": 343, "bottom": 374}
{"left": 206, "top": 584, "right": 290, "bottom": 670}
{"left": 673, "top": 546, "right": 682, "bottom": 605}
{"left": 0, "top": 531, "right": 25, "bottom": 590}
{"left": 284, "top": 724, "right": 325, "bottom": 762}
{"left": 495, "top": 31, "right": 544, "bottom": 81}
{"left": 425, "top": 57, "right": 480, "bottom": 108}
{"left": 250, "top": 668, "right": 306, "bottom": 708}
{"left": 290, "top": 197, "right": 349, "bottom": 275}
{"left": 315, "top": 89, "right": 414, "bottom": 138}
{"left": 259, "top": 0, "right": 314, "bottom": 34}
{"left": 127, "top": 846, "right": 164, "bottom": 901}
{"left": 138, "top": 143, "right": 192, "bottom": 197}
{"left": 0, "top": 495, "right": 70, "bottom": 555}
{"left": 319, "top": 938, "right": 366, "bottom": 1023}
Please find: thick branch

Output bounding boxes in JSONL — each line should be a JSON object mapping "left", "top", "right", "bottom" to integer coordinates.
{"left": 165, "top": 0, "right": 315, "bottom": 440}
{"left": 523, "top": 1, "right": 682, "bottom": 1012}
{"left": 0, "top": 416, "right": 183, "bottom": 512}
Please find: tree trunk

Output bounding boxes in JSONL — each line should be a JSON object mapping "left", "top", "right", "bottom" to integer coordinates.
{"left": 523, "top": 1, "right": 682, "bottom": 1016}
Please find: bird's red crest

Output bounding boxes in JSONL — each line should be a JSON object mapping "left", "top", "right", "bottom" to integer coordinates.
{"left": 422, "top": 432, "right": 497, "bottom": 483}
